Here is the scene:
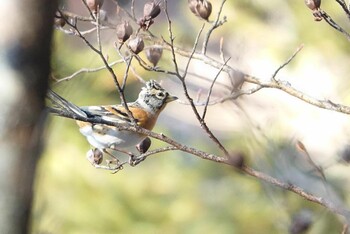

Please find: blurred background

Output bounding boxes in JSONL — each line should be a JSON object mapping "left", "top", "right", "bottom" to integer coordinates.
{"left": 32, "top": 0, "right": 350, "bottom": 233}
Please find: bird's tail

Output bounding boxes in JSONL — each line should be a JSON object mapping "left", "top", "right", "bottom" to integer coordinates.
{"left": 46, "top": 89, "right": 87, "bottom": 118}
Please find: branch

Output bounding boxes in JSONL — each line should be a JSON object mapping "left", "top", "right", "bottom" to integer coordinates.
{"left": 48, "top": 107, "right": 350, "bottom": 222}
{"left": 58, "top": 9, "right": 137, "bottom": 125}
{"left": 202, "top": 0, "right": 227, "bottom": 55}
{"left": 53, "top": 60, "right": 124, "bottom": 84}
{"left": 335, "top": 0, "right": 350, "bottom": 21}
{"left": 272, "top": 44, "right": 304, "bottom": 80}
{"left": 156, "top": 43, "right": 350, "bottom": 115}
{"left": 201, "top": 58, "right": 230, "bottom": 120}
{"left": 163, "top": 1, "right": 229, "bottom": 156}
{"left": 320, "top": 10, "right": 350, "bottom": 42}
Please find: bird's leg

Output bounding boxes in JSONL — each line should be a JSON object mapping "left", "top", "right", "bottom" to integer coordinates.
{"left": 129, "top": 155, "right": 146, "bottom": 167}
{"left": 109, "top": 144, "right": 137, "bottom": 166}
{"left": 103, "top": 149, "right": 121, "bottom": 168}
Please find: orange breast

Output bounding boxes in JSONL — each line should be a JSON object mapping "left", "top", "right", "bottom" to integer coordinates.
{"left": 128, "top": 107, "right": 159, "bottom": 130}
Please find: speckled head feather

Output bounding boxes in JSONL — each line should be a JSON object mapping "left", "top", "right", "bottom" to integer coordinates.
{"left": 137, "top": 80, "right": 177, "bottom": 113}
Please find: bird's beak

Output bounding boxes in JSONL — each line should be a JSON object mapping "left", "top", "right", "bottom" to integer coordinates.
{"left": 166, "top": 95, "right": 178, "bottom": 103}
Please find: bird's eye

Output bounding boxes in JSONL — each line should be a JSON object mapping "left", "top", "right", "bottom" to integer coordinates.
{"left": 156, "top": 92, "right": 165, "bottom": 99}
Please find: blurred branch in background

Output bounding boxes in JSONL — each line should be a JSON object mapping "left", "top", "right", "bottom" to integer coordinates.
{"left": 0, "top": 1, "right": 57, "bottom": 233}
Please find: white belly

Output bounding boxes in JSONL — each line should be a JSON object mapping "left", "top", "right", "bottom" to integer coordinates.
{"left": 79, "top": 125, "right": 145, "bottom": 150}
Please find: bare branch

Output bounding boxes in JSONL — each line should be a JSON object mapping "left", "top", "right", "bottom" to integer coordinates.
{"left": 53, "top": 60, "right": 124, "bottom": 84}
{"left": 163, "top": 0, "right": 181, "bottom": 76}
{"left": 157, "top": 44, "right": 350, "bottom": 115}
{"left": 272, "top": 44, "right": 304, "bottom": 80}
{"left": 201, "top": 58, "right": 230, "bottom": 120}
{"left": 48, "top": 107, "right": 350, "bottom": 222}
{"left": 58, "top": 10, "right": 136, "bottom": 125}
{"left": 182, "top": 24, "right": 205, "bottom": 80}
{"left": 202, "top": 0, "right": 227, "bottom": 55}
{"left": 81, "top": 0, "right": 96, "bottom": 21}
{"left": 335, "top": 0, "right": 350, "bottom": 21}
{"left": 321, "top": 10, "right": 350, "bottom": 41}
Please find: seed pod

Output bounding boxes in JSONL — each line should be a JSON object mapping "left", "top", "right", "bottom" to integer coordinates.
{"left": 54, "top": 11, "right": 66, "bottom": 27}
{"left": 144, "top": 1, "right": 161, "bottom": 20}
{"left": 146, "top": 46, "right": 163, "bottom": 66}
{"left": 188, "top": 0, "right": 198, "bottom": 15}
{"left": 54, "top": 17, "right": 65, "bottom": 27}
{"left": 289, "top": 210, "right": 313, "bottom": 234}
{"left": 304, "top": 0, "right": 321, "bottom": 10}
{"left": 86, "top": 148, "right": 103, "bottom": 165}
{"left": 136, "top": 137, "right": 152, "bottom": 154}
{"left": 228, "top": 151, "right": 245, "bottom": 169}
{"left": 116, "top": 21, "right": 133, "bottom": 43}
{"left": 127, "top": 36, "right": 145, "bottom": 54}
{"left": 196, "top": 0, "right": 212, "bottom": 21}
{"left": 86, "top": 0, "right": 104, "bottom": 13}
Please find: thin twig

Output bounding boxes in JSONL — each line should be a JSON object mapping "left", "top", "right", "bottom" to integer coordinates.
{"left": 182, "top": 24, "right": 205, "bottom": 80}
{"left": 335, "top": 0, "right": 350, "bottom": 21}
{"left": 321, "top": 10, "right": 350, "bottom": 41}
{"left": 54, "top": 60, "right": 124, "bottom": 84}
{"left": 48, "top": 107, "right": 350, "bottom": 222}
{"left": 81, "top": 0, "right": 96, "bottom": 21}
{"left": 121, "top": 56, "right": 133, "bottom": 90}
{"left": 272, "top": 44, "right": 304, "bottom": 80}
{"left": 131, "top": 0, "right": 136, "bottom": 20}
{"left": 201, "top": 58, "right": 230, "bottom": 120}
{"left": 96, "top": 8, "right": 102, "bottom": 53}
{"left": 164, "top": 0, "right": 229, "bottom": 156}
{"left": 202, "top": 0, "right": 227, "bottom": 55}
{"left": 163, "top": 0, "right": 180, "bottom": 76}
{"left": 176, "top": 85, "right": 263, "bottom": 106}
{"left": 58, "top": 10, "right": 136, "bottom": 125}
{"left": 61, "top": 10, "right": 93, "bottom": 22}
{"left": 157, "top": 43, "right": 350, "bottom": 116}
{"left": 132, "top": 146, "right": 179, "bottom": 165}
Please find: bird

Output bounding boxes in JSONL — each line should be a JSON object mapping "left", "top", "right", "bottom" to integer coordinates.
{"left": 47, "top": 80, "right": 177, "bottom": 167}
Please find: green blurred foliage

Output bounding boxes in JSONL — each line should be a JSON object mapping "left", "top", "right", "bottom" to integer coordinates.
{"left": 32, "top": 0, "right": 350, "bottom": 233}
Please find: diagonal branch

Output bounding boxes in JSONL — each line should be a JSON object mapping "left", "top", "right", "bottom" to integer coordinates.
{"left": 201, "top": 58, "right": 230, "bottom": 120}
{"left": 321, "top": 10, "right": 350, "bottom": 41}
{"left": 48, "top": 107, "right": 350, "bottom": 222}
{"left": 272, "top": 44, "right": 304, "bottom": 80}
{"left": 202, "top": 0, "right": 227, "bottom": 54}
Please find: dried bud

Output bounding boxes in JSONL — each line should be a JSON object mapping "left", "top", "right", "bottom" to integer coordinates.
{"left": 188, "top": 0, "right": 198, "bottom": 15}
{"left": 196, "top": 0, "right": 212, "bottom": 21}
{"left": 86, "top": 0, "right": 104, "bottom": 13}
{"left": 289, "top": 210, "right": 313, "bottom": 234}
{"left": 229, "top": 70, "right": 245, "bottom": 91}
{"left": 54, "top": 11, "right": 66, "bottom": 27}
{"left": 228, "top": 151, "right": 245, "bottom": 169}
{"left": 86, "top": 148, "right": 103, "bottom": 165}
{"left": 144, "top": 1, "right": 161, "bottom": 20}
{"left": 146, "top": 46, "right": 163, "bottom": 66}
{"left": 304, "top": 0, "right": 321, "bottom": 11}
{"left": 136, "top": 137, "right": 152, "bottom": 154}
{"left": 127, "top": 36, "right": 145, "bottom": 54}
{"left": 116, "top": 21, "right": 133, "bottom": 43}
{"left": 304, "top": 0, "right": 322, "bottom": 21}
{"left": 54, "top": 17, "right": 65, "bottom": 27}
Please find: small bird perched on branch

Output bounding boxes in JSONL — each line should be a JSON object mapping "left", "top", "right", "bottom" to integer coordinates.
{"left": 47, "top": 80, "right": 177, "bottom": 167}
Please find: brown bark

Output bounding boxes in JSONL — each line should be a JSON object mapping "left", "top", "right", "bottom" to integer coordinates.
{"left": 0, "top": 1, "right": 57, "bottom": 233}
